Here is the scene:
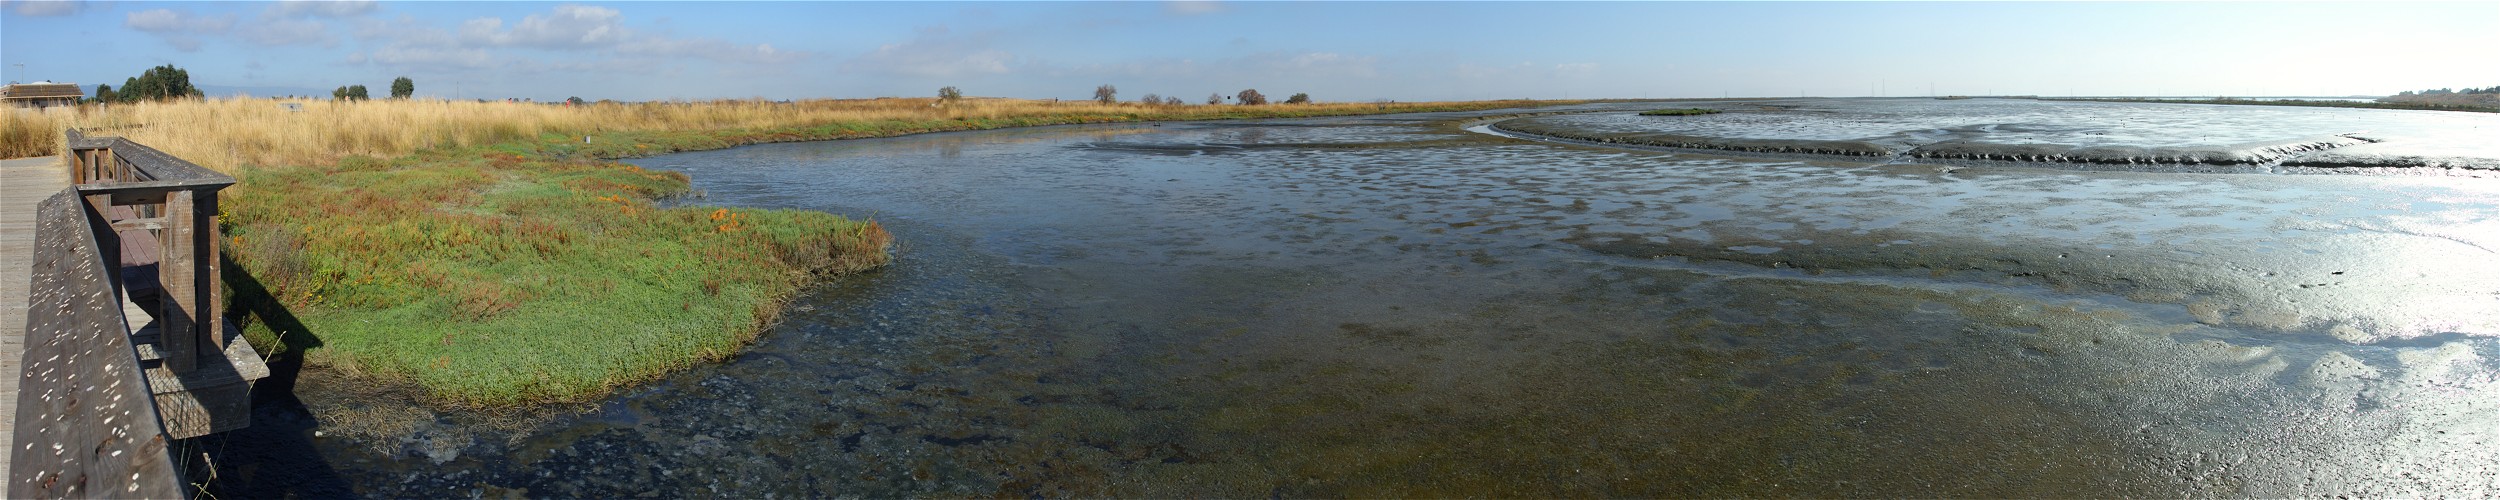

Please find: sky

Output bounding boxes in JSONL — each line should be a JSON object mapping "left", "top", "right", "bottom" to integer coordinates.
{"left": 3, "top": 1, "right": 2495, "bottom": 102}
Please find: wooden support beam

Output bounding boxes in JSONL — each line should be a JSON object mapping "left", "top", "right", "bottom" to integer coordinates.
{"left": 198, "top": 191, "right": 223, "bottom": 351}
{"left": 75, "top": 181, "right": 233, "bottom": 207}
{"left": 107, "top": 218, "right": 166, "bottom": 232}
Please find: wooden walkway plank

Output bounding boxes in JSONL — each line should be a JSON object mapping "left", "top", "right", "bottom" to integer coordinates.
{"left": 0, "top": 156, "right": 73, "bottom": 487}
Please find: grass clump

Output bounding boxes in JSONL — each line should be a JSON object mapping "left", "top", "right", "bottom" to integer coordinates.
{"left": 35, "top": 96, "right": 1572, "bottom": 407}
{"left": 1639, "top": 108, "right": 1723, "bottom": 116}
{"left": 2, "top": 109, "right": 64, "bottom": 159}
{"left": 222, "top": 146, "right": 890, "bottom": 405}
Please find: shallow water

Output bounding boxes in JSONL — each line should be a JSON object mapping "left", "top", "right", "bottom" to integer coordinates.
{"left": 251, "top": 101, "right": 2498, "bottom": 496}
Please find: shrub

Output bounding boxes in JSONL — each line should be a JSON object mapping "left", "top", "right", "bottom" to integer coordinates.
{"left": 1165, "top": 96, "right": 1185, "bottom": 106}
{"left": 1236, "top": 89, "right": 1267, "bottom": 105}
{"left": 1139, "top": 93, "right": 1162, "bottom": 105}
{"left": 1285, "top": 93, "right": 1310, "bottom": 104}
{"left": 938, "top": 86, "right": 962, "bottom": 102}
{"left": 1206, "top": 92, "right": 1224, "bottom": 105}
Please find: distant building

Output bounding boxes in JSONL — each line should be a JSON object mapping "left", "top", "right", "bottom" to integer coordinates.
{"left": 1, "top": 81, "right": 83, "bottom": 109}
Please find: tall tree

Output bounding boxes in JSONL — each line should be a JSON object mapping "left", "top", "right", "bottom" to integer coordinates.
{"left": 390, "top": 76, "right": 415, "bottom": 99}
{"left": 116, "top": 64, "right": 199, "bottom": 102}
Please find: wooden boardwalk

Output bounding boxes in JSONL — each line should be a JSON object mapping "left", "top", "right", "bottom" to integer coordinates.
{"left": 0, "top": 155, "right": 70, "bottom": 481}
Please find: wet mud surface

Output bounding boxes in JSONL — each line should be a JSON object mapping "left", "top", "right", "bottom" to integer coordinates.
{"left": 208, "top": 101, "right": 2500, "bottom": 496}
{"left": 1502, "top": 99, "right": 2500, "bottom": 171}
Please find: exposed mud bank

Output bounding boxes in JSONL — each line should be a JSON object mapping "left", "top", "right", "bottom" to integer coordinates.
{"left": 1904, "top": 135, "right": 2367, "bottom": 165}
{"left": 1492, "top": 99, "right": 2500, "bottom": 173}
{"left": 1492, "top": 117, "right": 1896, "bottom": 157}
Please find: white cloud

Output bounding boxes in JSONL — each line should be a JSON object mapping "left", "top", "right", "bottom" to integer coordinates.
{"left": 126, "top": 4, "right": 359, "bottom": 50}
{"left": 4, "top": 0, "right": 84, "bottom": 17}
{"left": 239, "top": 16, "right": 334, "bottom": 47}
{"left": 125, "top": 8, "right": 234, "bottom": 51}
{"left": 459, "top": 4, "right": 629, "bottom": 49}
{"left": 125, "top": 8, "right": 228, "bottom": 32}
{"left": 844, "top": 27, "right": 1015, "bottom": 78}
{"left": 271, "top": 0, "right": 375, "bottom": 18}
{"left": 369, "top": 45, "right": 495, "bottom": 70}
{"left": 332, "top": 3, "right": 807, "bottom": 89}
{"left": 436, "top": 4, "right": 804, "bottom": 65}
{"left": 1165, "top": 1, "right": 1224, "bottom": 16}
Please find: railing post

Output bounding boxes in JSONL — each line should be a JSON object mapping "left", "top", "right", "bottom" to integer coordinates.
{"left": 159, "top": 189, "right": 201, "bottom": 374}
{"left": 203, "top": 189, "right": 225, "bottom": 350}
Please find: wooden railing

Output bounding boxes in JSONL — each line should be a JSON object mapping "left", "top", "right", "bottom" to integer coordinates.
{"left": 11, "top": 189, "right": 185, "bottom": 498}
{"left": 12, "top": 130, "right": 270, "bottom": 498}
{"left": 63, "top": 129, "right": 231, "bottom": 375}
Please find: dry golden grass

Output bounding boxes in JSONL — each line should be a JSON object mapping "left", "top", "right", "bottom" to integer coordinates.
{"left": 10, "top": 97, "right": 1550, "bottom": 170}
{"left": 2, "top": 108, "right": 66, "bottom": 159}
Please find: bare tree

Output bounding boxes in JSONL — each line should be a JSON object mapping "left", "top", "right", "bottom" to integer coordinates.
{"left": 938, "top": 86, "right": 963, "bottom": 102}
{"left": 1165, "top": 96, "right": 1185, "bottom": 106}
{"left": 1094, "top": 84, "right": 1118, "bottom": 104}
{"left": 1139, "top": 93, "right": 1162, "bottom": 105}
{"left": 1207, "top": 92, "right": 1224, "bottom": 105}
{"left": 1236, "top": 89, "right": 1267, "bottom": 105}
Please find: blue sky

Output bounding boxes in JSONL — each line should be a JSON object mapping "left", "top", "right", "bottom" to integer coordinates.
{"left": 4, "top": 1, "right": 2495, "bottom": 102}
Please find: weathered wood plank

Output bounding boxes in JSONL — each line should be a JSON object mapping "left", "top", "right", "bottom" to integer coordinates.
{"left": 104, "top": 140, "right": 227, "bottom": 184}
{"left": 2, "top": 156, "right": 78, "bottom": 496}
{"left": 9, "top": 189, "right": 186, "bottom": 499}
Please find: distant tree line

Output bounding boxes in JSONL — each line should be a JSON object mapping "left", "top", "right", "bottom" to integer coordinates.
{"left": 936, "top": 84, "right": 1322, "bottom": 106}
{"left": 90, "top": 64, "right": 201, "bottom": 103}
{"left": 2395, "top": 86, "right": 2500, "bottom": 96}
{"left": 336, "top": 76, "right": 417, "bottom": 101}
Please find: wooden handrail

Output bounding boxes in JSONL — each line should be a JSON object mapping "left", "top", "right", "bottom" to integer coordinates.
{"left": 8, "top": 190, "right": 186, "bottom": 499}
